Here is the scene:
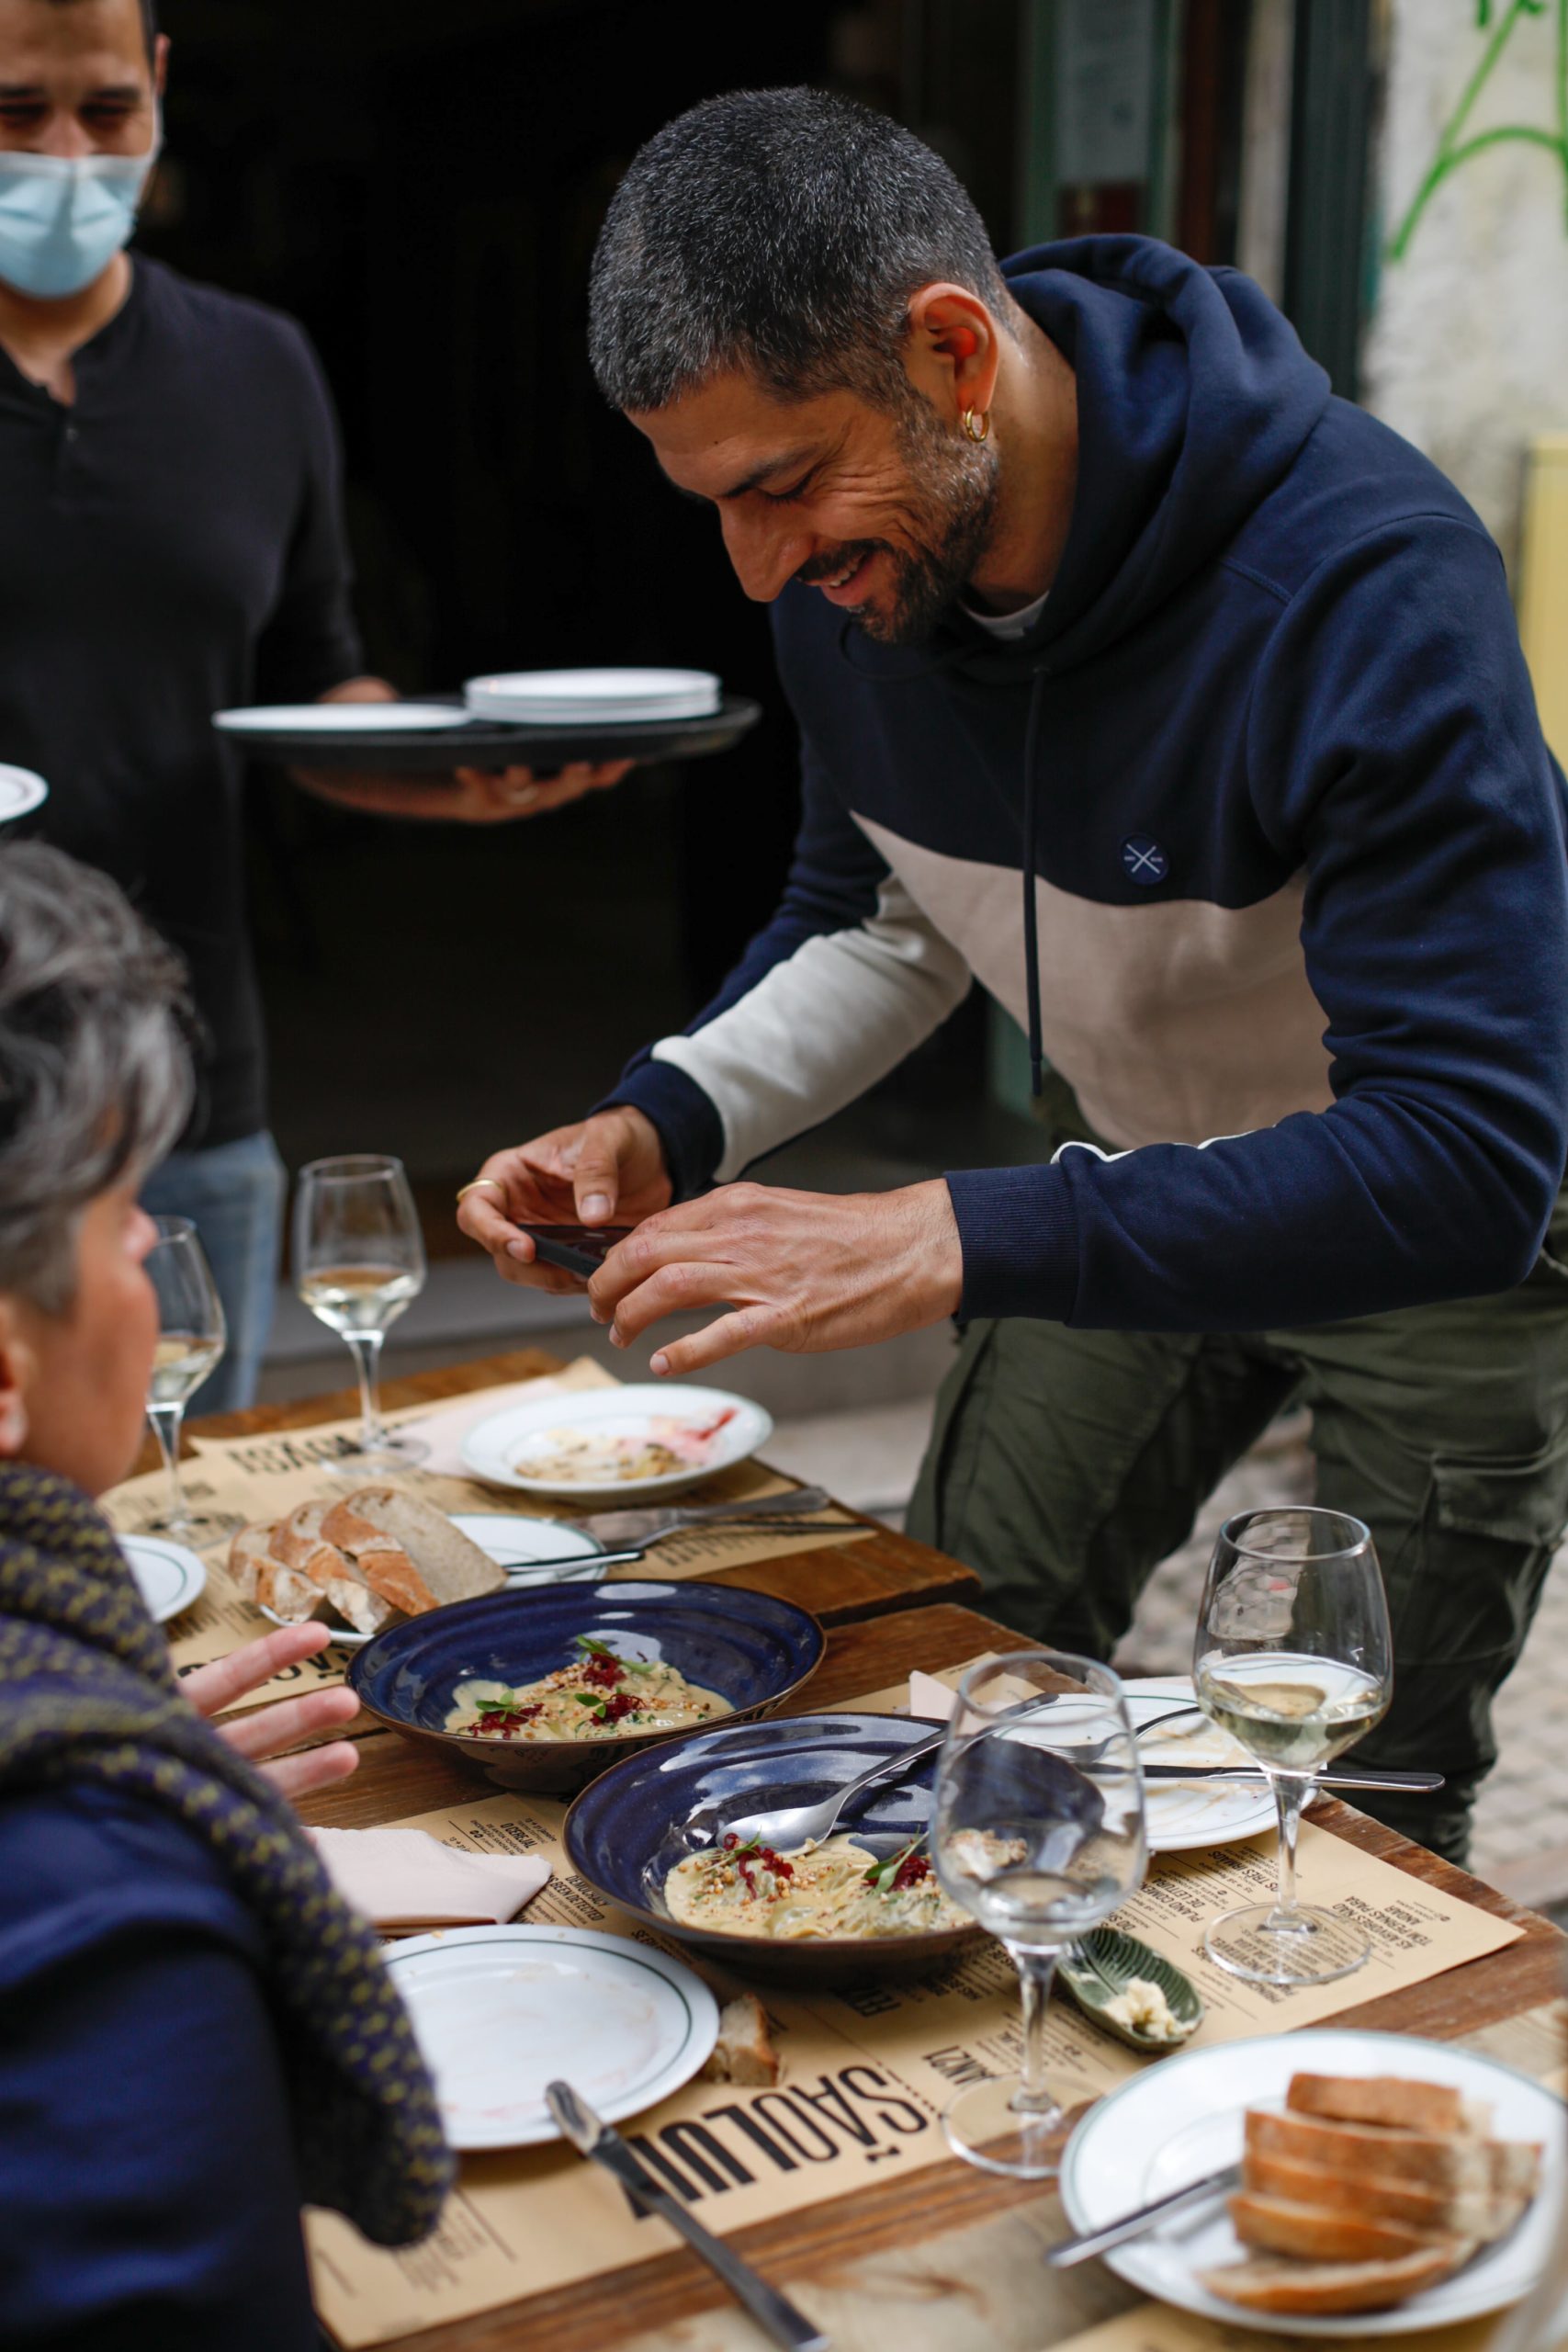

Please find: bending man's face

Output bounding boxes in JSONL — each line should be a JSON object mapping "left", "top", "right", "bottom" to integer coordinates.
{"left": 630, "top": 367, "right": 998, "bottom": 646}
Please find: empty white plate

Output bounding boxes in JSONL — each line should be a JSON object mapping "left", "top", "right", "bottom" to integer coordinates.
{"left": 214, "top": 703, "right": 468, "bottom": 735}
{"left": 1124, "top": 1677, "right": 1276, "bottom": 1853}
{"left": 1059, "top": 2029, "right": 1565, "bottom": 2335}
{"left": 461, "top": 1383, "right": 772, "bottom": 1501}
{"left": 464, "top": 668, "right": 720, "bottom": 722}
{"left": 386, "top": 1923, "right": 717, "bottom": 2149}
{"left": 121, "top": 1533, "right": 208, "bottom": 1623}
{"left": 0, "top": 763, "right": 49, "bottom": 821}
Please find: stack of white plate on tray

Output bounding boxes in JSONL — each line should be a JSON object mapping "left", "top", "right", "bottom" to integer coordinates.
{"left": 463, "top": 668, "right": 721, "bottom": 725}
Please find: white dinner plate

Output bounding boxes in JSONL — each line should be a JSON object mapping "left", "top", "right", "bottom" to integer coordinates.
{"left": 257, "top": 1512, "right": 611, "bottom": 1645}
{"left": 1124, "top": 1676, "right": 1277, "bottom": 1853}
{"left": 0, "top": 763, "right": 49, "bottom": 821}
{"left": 386, "top": 1923, "right": 718, "bottom": 2150}
{"left": 464, "top": 667, "right": 720, "bottom": 722}
{"left": 460, "top": 1383, "right": 773, "bottom": 1501}
{"left": 214, "top": 703, "right": 468, "bottom": 735}
{"left": 1059, "top": 2029, "right": 1565, "bottom": 2335}
{"left": 121, "top": 1532, "right": 208, "bottom": 1624}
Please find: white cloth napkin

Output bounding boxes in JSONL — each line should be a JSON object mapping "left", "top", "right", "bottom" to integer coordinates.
{"left": 310, "top": 1826, "right": 550, "bottom": 1928}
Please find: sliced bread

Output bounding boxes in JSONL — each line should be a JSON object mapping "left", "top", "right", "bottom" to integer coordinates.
{"left": 319, "top": 1498, "right": 440, "bottom": 1617}
{"left": 1200, "top": 2242, "right": 1472, "bottom": 2316}
{"left": 1286, "top": 2074, "right": 1465, "bottom": 2136}
{"left": 1229, "top": 2191, "right": 1445, "bottom": 2264}
{"left": 1247, "top": 2107, "right": 1518, "bottom": 2196}
{"left": 340, "top": 1486, "right": 504, "bottom": 1603}
{"left": 700, "top": 1995, "right": 782, "bottom": 2086}
{"left": 1243, "top": 2148, "right": 1526, "bottom": 2242}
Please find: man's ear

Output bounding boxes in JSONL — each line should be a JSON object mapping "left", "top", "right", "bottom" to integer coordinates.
{"left": 904, "top": 283, "right": 1004, "bottom": 426}
{"left": 152, "top": 32, "right": 171, "bottom": 103}
{"left": 0, "top": 1302, "right": 32, "bottom": 1459}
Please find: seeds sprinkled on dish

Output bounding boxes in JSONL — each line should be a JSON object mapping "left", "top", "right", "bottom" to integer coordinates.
{"left": 444, "top": 1634, "right": 730, "bottom": 1742}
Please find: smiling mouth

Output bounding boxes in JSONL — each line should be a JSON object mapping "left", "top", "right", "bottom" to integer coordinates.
{"left": 808, "top": 551, "right": 875, "bottom": 604}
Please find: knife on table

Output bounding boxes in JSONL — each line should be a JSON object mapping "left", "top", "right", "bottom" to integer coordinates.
{"left": 1047, "top": 2163, "right": 1243, "bottom": 2267}
{"left": 1139, "top": 1765, "right": 1442, "bottom": 1792}
{"left": 546, "top": 2080, "right": 829, "bottom": 2351}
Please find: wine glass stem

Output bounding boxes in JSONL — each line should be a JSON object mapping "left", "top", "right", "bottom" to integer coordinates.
{"left": 1270, "top": 1771, "right": 1307, "bottom": 1921}
{"left": 148, "top": 1403, "right": 186, "bottom": 1524}
{"left": 344, "top": 1331, "right": 386, "bottom": 1448}
{"left": 1013, "top": 1949, "right": 1062, "bottom": 2111}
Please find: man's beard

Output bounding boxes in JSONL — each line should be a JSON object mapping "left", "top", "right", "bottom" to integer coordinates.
{"left": 797, "top": 399, "right": 1000, "bottom": 647}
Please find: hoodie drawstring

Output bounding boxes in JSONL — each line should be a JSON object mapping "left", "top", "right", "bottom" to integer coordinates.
{"left": 1022, "top": 665, "right": 1048, "bottom": 1097}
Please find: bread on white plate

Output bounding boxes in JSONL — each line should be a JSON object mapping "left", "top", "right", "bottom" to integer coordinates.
{"left": 1247, "top": 2107, "right": 1543, "bottom": 2197}
{"left": 227, "top": 1485, "right": 505, "bottom": 1635}
{"left": 1199, "top": 2242, "right": 1474, "bottom": 2316}
{"left": 1242, "top": 2147, "right": 1528, "bottom": 2242}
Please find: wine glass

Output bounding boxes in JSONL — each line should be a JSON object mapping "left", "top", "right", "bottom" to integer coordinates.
{"left": 1193, "top": 1505, "right": 1392, "bottom": 1986}
{"left": 144, "top": 1216, "right": 227, "bottom": 1537}
{"left": 931, "top": 1652, "right": 1148, "bottom": 2179}
{"left": 293, "top": 1155, "right": 428, "bottom": 1474}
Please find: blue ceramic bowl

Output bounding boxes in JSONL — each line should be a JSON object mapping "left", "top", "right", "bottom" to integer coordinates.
{"left": 564, "top": 1712, "right": 991, "bottom": 1981}
{"left": 348, "top": 1579, "right": 825, "bottom": 1792}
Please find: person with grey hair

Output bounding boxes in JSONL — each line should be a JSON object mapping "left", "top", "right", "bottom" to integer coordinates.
{"left": 462, "top": 88, "right": 1568, "bottom": 1871}
{"left": 0, "top": 841, "right": 451, "bottom": 2345}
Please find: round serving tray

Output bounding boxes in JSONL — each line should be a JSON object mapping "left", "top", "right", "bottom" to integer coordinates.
{"left": 214, "top": 693, "right": 762, "bottom": 773}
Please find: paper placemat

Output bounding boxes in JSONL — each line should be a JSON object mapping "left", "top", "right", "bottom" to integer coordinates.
{"left": 99, "top": 1360, "right": 868, "bottom": 1710}
{"left": 305, "top": 1742, "right": 1523, "bottom": 2348}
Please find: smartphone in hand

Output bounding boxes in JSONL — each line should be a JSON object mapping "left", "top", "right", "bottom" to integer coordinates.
{"left": 519, "top": 1222, "right": 633, "bottom": 1280}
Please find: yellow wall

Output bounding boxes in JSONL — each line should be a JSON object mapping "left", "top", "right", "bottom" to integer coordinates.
{"left": 1519, "top": 435, "right": 1568, "bottom": 771}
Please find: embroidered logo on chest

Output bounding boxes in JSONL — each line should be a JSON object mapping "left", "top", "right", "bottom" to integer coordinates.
{"left": 1121, "top": 835, "right": 1169, "bottom": 887}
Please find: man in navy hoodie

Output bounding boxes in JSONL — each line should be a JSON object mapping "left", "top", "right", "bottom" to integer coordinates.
{"left": 461, "top": 89, "right": 1568, "bottom": 1864}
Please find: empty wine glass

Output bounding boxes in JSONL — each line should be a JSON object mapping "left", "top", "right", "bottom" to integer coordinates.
{"left": 293, "top": 1155, "right": 427, "bottom": 1475}
{"left": 932, "top": 1652, "right": 1147, "bottom": 2179}
{"left": 1194, "top": 1506, "right": 1393, "bottom": 1986}
{"left": 144, "top": 1216, "right": 226, "bottom": 1537}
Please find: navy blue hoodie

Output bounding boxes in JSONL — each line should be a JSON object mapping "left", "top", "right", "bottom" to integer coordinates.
{"left": 610, "top": 237, "right": 1568, "bottom": 1331}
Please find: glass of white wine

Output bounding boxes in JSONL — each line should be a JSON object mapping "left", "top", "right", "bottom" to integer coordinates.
{"left": 293, "top": 1155, "right": 428, "bottom": 1475}
{"left": 931, "top": 1652, "right": 1147, "bottom": 2180}
{"left": 144, "top": 1216, "right": 227, "bottom": 1537}
{"left": 1194, "top": 1506, "right": 1393, "bottom": 1986}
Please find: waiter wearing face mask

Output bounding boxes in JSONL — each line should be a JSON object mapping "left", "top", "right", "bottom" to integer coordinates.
{"left": 0, "top": 0, "right": 629, "bottom": 1408}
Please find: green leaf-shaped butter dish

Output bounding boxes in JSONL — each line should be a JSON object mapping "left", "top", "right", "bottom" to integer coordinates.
{"left": 1058, "top": 1928, "right": 1203, "bottom": 2051}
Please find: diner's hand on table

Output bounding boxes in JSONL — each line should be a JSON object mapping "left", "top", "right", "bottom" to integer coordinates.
{"left": 182, "top": 1623, "right": 360, "bottom": 1804}
{"left": 457, "top": 1108, "right": 673, "bottom": 1294}
{"left": 587, "top": 1179, "right": 964, "bottom": 1375}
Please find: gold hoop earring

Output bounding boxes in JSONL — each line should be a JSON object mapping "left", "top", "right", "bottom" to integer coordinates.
{"left": 962, "top": 406, "right": 990, "bottom": 444}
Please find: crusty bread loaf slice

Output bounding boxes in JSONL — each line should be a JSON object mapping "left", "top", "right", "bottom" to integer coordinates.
{"left": 1287, "top": 2074, "right": 1465, "bottom": 2136}
{"left": 1230, "top": 2191, "right": 1445, "bottom": 2264}
{"left": 1200, "top": 2241, "right": 1472, "bottom": 2315}
{"left": 269, "top": 1501, "right": 346, "bottom": 1588}
{"left": 700, "top": 1995, "right": 781, "bottom": 2086}
{"left": 341, "top": 1485, "right": 504, "bottom": 1604}
{"left": 229, "top": 1523, "right": 330, "bottom": 1623}
{"left": 315, "top": 1565, "right": 396, "bottom": 1636}
{"left": 1249, "top": 2108, "right": 1515, "bottom": 2195}
{"left": 1243, "top": 2148, "right": 1526, "bottom": 2242}
{"left": 319, "top": 1498, "right": 439, "bottom": 1617}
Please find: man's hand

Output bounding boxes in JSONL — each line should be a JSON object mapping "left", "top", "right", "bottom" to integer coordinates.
{"left": 585, "top": 1179, "right": 964, "bottom": 1375}
{"left": 182, "top": 1623, "right": 360, "bottom": 1804}
{"left": 457, "top": 1107, "right": 673, "bottom": 1294}
{"left": 292, "top": 675, "right": 634, "bottom": 822}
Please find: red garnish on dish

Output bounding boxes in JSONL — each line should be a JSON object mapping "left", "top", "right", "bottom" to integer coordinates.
{"left": 595, "top": 1689, "right": 640, "bottom": 1724}
{"left": 580, "top": 1653, "right": 626, "bottom": 1690}
{"left": 891, "top": 1851, "right": 932, "bottom": 1891}
{"left": 722, "top": 1835, "right": 795, "bottom": 1896}
{"left": 474, "top": 1702, "right": 543, "bottom": 1740}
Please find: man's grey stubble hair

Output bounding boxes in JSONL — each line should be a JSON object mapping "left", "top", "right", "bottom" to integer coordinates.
{"left": 0, "top": 843, "right": 193, "bottom": 1315}
{"left": 588, "top": 86, "right": 1016, "bottom": 415}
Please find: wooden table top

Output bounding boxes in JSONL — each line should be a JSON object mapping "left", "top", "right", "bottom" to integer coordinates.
{"left": 180, "top": 1348, "right": 980, "bottom": 1628}
{"left": 301, "top": 1597, "right": 1567, "bottom": 2352}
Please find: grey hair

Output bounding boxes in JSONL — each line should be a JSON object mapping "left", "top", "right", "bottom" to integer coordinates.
{"left": 588, "top": 86, "right": 1015, "bottom": 415}
{"left": 0, "top": 843, "right": 193, "bottom": 1315}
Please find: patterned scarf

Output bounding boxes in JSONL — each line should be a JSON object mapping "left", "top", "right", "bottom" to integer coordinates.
{"left": 0, "top": 1459, "right": 452, "bottom": 2246}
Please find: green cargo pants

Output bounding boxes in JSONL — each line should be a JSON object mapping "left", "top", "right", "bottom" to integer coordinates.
{"left": 908, "top": 1086, "right": 1568, "bottom": 1866}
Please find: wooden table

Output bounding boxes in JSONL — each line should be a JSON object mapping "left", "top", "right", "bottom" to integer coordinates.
{"left": 181, "top": 1348, "right": 981, "bottom": 1628}
{"left": 298, "top": 1591, "right": 1566, "bottom": 2352}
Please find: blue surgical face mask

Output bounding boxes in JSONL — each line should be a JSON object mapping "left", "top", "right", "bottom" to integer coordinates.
{"left": 0, "top": 107, "right": 162, "bottom": 300}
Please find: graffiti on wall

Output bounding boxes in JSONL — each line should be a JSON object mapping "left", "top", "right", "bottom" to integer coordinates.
{"left": 1387, "top": 0, "right": 1568, "bottom": 258}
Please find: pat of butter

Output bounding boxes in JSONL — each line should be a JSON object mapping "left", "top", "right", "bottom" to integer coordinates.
{"left": 1100, "top": 1975, "right": 1186, "bottom": 2040}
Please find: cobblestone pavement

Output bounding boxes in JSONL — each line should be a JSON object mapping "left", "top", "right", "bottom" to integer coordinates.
{"left": 1108, "top": 1416, "right": 1568, "bottom": 1909}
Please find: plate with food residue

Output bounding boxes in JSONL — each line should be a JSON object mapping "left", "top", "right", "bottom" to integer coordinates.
{"left": 460, "top": 1384, "right": 773, "bottom": 1502}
